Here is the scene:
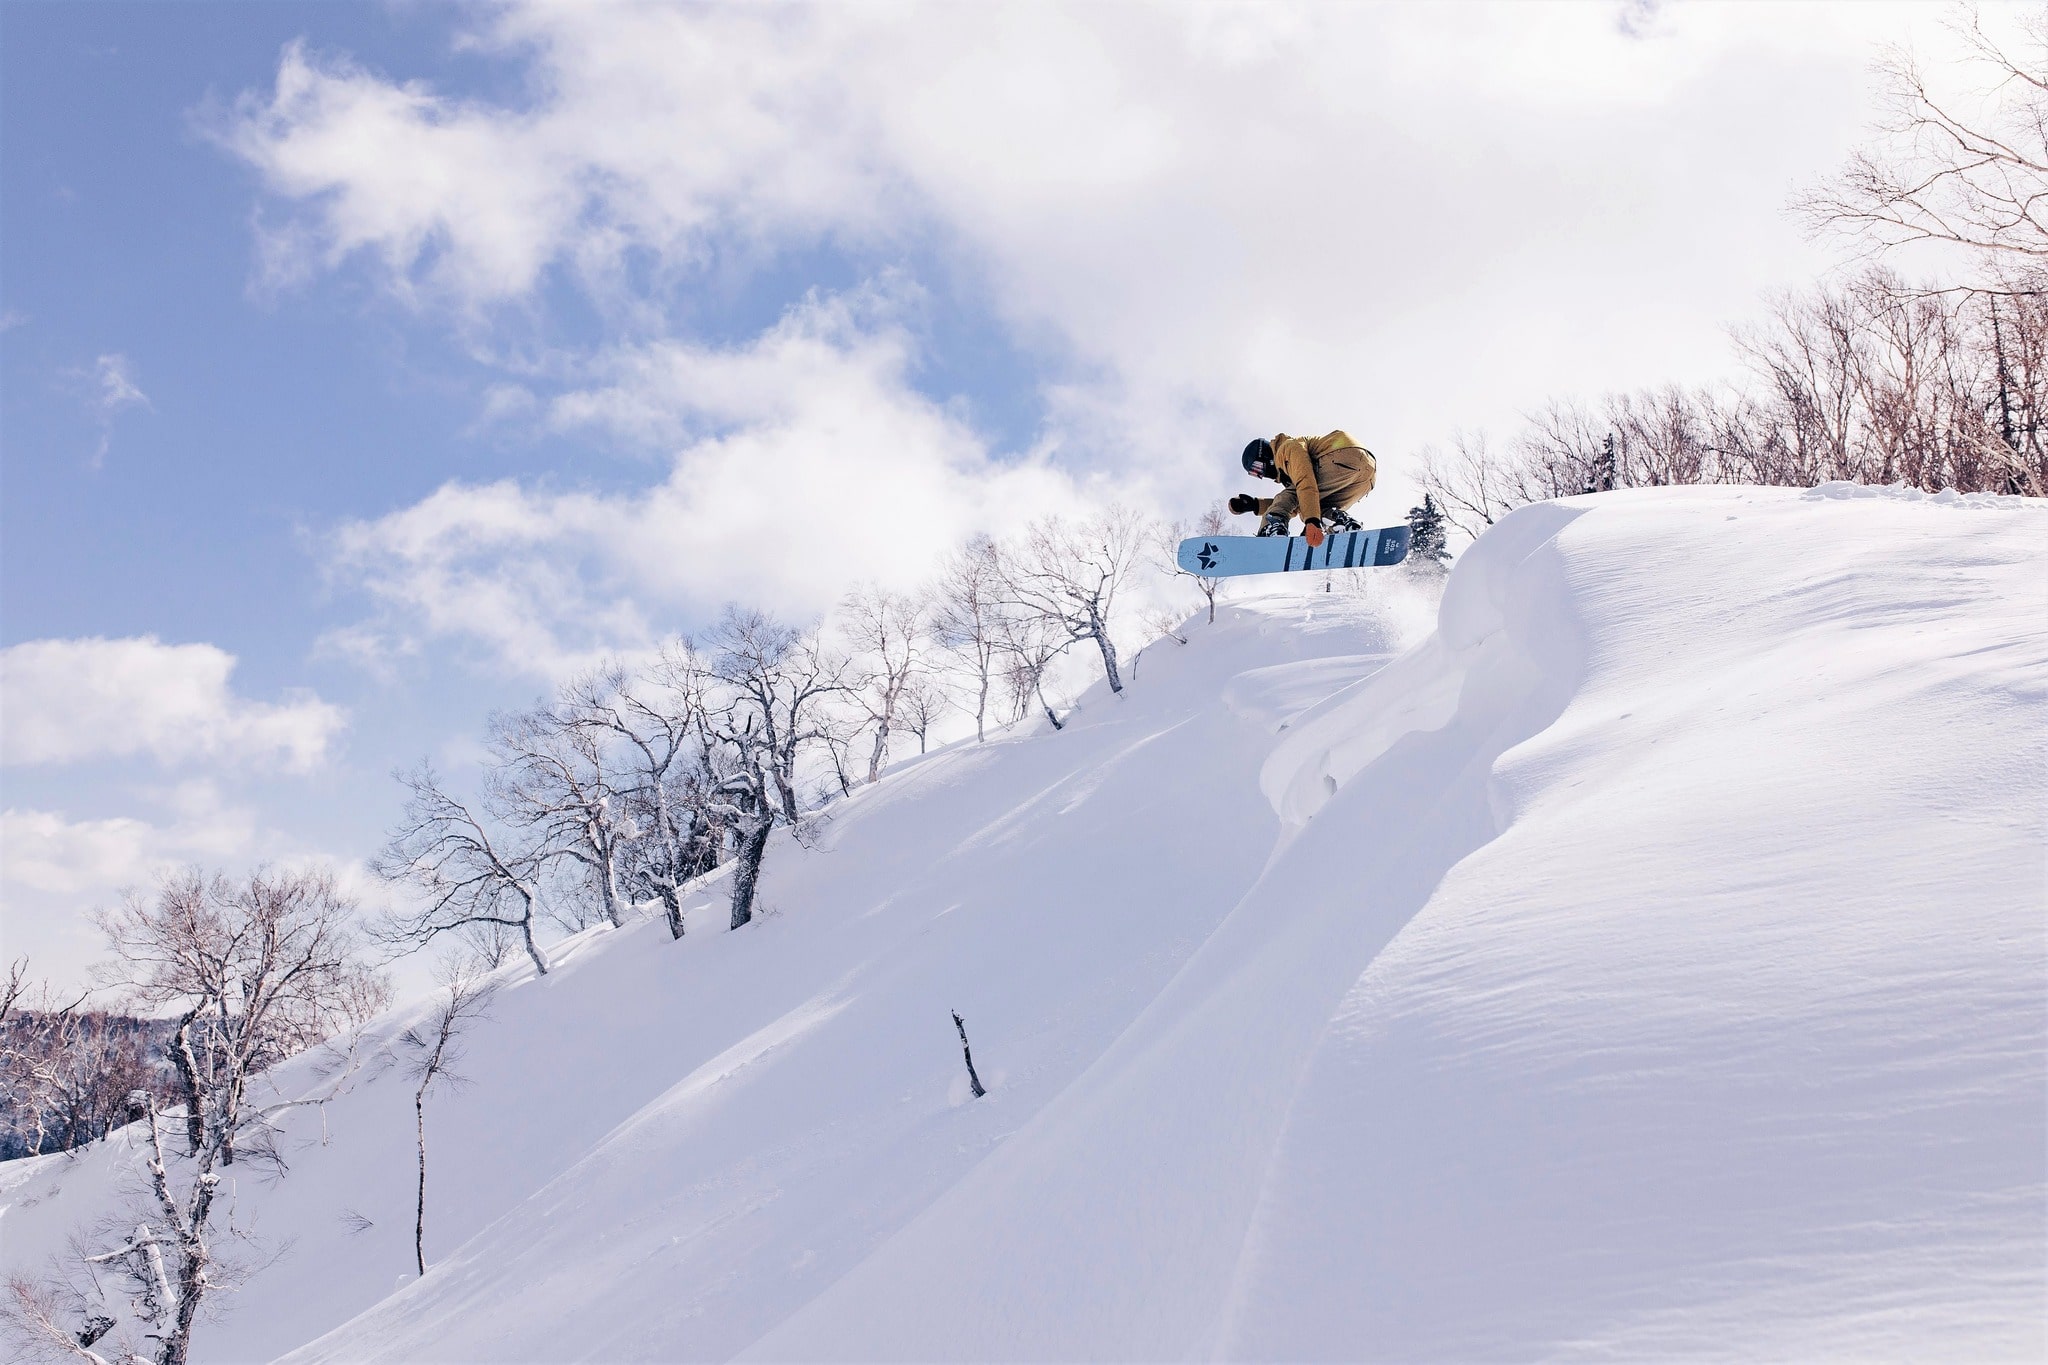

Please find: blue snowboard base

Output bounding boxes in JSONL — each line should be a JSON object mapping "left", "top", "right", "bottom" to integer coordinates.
{"left": 1176, "top": 523, "right": 1410, "bottom": 579}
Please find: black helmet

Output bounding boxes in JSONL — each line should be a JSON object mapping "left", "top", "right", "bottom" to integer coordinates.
{"left": 1241, "top": 438, "right": 1273, "bottom": 473}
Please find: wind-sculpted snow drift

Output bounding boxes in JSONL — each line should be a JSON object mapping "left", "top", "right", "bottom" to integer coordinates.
{"left": 2, "top": 486, "right": 2042, "bottom": 1362}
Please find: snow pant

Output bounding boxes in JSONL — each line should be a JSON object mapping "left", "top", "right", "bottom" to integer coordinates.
{"left": 1256, "top": 446, "right": 1377, "bottom": 524}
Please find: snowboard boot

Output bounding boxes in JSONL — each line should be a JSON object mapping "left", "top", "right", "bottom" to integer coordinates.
{"left": 1324, "top": 508, "right": 1362, "bottom": 533}
{"left": 1257, "top": 512, "right": 1289, "bottom": 538}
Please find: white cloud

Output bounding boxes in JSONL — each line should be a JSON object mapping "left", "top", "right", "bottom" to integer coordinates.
{"left": 216, "top": 0, "right": 1998, "bottom": 668}
{"left": 95, "top": 353, "right": 149, "bottom": 415}
{"left": 0, "top": 637, "right": 347, "bottom": 772}
{"left": 0, "top": 784, "right": 390, "bottom": 993}
{"left": 0, "top": 787, "right": 255, "bottom": 897}
{"left": 215, "top": 3, "right": 1958, "bottom": 434}
{"left": 84, "top": 352, "right": 151, "bottom": 468}
{"left": 0, "top": 803, "right": 225, "bottom": 988}
{"left": 468, "top": 382, "right": 541, "bottom": 434}
{"left": 216, "top": 19, "right": 899, "bottom": 311}
{"left": 325, "top": 288, "right": 1088, "bottom": 677}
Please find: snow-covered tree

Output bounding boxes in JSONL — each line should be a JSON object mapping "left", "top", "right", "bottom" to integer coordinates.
{"left": 74, "top": 868, "right": 386, "bottom": 1365}
{"left": 705, "top": 607, "right": 855, "bottom": 928}
{"left": 489, "top": 687, "right": 635, "bottom": 931}
{"left": 699, "top": 706, "right": 779, "bottom": 931}
{"left": 545, "top": 649, "right": 724, "bottom": 940}
{"left": 0, "top": 962, "right": 172, "bottom": 1161}
{"left": 708, "top": 606, "right": 853, "bottom": 824}
{"left": 611, "top": 643, "right": 728, "bottom": 938}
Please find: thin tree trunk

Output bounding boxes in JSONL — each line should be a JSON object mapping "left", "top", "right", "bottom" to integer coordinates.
{"left": 219, "top": 1069, "right": 244, "bottom": 1166}
{"left": 1035, "top": 672, "right": 1064, "bottom": 731}
{"left": 951, "top": 1011, "right": 986, "bottom": 1098}
{"left": 655, "top": 884, "right": 685, "bottom": 940}
{"left": 728, "top": 817, "right": 773, "bottom": 930}
{"left": 866, "top": 713, "right": 893, "bottom": 784}
{"left": 154, "top": 1140, "right": 215, "bottom": 1365}
{"left": 170, "top": 1011, "right": 203, "bottom": 1157}
{"left": 1090, "top": 620, "right": 1123, "bottom": 694}
{"left": 518, "top": 905, "right": 550, "bottom": 976}
{"left": 415, "top": 1091, "right": 429, "bottom": 1276}
{"left": 771, "top": 761, "right": 801, "bottom": 825}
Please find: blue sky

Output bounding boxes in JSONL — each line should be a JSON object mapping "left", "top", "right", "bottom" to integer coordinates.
{"left": 1, "top": 0, "right": 1960, "bottom": 987}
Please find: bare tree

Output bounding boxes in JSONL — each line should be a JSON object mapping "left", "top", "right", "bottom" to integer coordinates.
{"left": 1162, "top": 504, "right": 1230, "bottom": 626}
{"left": 840, "top": 585, "right": 930, "bottom": 784}
{"left": 1419, "top": 258, "right": 2048, "bottom": 520}
{"left": 998, "top": 511, "right": 1148, "bottom": 696}
{"left": 489, "top": 687, "right": 634, "bottom": 932}
{"left": 401, "top": 968, "right": 496, "bottom": 1278}
{"left": 931, "top": 536, "right": 1007, "bottom": 743}
{"left": 896, "top": 675, "right": 949, "bottom": 755}
{"left": 0, "top": 961, "right": 89, "bottom": 1159}
{"left": 2, "top": 1274, "right": 119, "bottom": 1364}
{"left": 556, "top": 647, "right": 723, "bottom": 940}
{"left": 78, "top": 867, "right": 386, "bottom": 1365}
{"left": 708, "top": 606, "right": 853, "bottom": 824}
{"left": 1796, "top": 6, "right": 2048, "bottom": 285}
{"left": 1735, "top": 270, "right": 2047, "bottom": 493}
{"left": 815, "top": 722, "right": 861, "bottom": 802}
{"left": 1, "top": 956, "right": 27, "bottom": 1022}
{"left": 698, "top": 709, "right": 779, "bottom": 931}
{"left": 376, "top": 766, "right": 554, "bottom": 975}
{"left": 1141, "top": 607, "right": 1190, "bottom": 652}
{"left": 1418, "top": 430, "right": 1523, "bottom": 539}
{"left": 0, "top": 994, "right": 169, "bottom": 1160}
{"left": 996, "top": 606, "right": 1070, "bottom": 733}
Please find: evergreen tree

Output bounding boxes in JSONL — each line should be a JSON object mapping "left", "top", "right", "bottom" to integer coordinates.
{"left": 1584, "top": 432, "right": 1618, "bottom": 494}
{"left": 1406, "top": 494, "right": 1450, "bottom": 575}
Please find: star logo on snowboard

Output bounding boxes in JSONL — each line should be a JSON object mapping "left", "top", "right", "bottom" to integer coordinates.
{"left": 1197, "top": 542, "right": 1219, "bottom": 570}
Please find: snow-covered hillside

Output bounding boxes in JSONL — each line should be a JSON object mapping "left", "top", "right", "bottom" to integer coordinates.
{"left": 4, "top": 484, "right": 2043, "bottom": 1362}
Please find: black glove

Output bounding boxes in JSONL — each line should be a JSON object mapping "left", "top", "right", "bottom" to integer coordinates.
{"left": 1228, "top": 494, "right": 1259, "bottom": 516}
{"left": 1302, "top": 517, "right": 1325, "bottom": 549}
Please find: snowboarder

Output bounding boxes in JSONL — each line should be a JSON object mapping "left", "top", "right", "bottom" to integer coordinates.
{"left": 1228, "top": 431, "right": 1377, "bottom": 547}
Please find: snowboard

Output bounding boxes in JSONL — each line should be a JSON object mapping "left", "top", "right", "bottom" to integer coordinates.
{"left": 1176, "top": 523, "right": 1411, "bottom": 578}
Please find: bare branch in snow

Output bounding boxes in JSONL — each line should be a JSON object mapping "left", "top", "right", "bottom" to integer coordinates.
{"left": 951, "top": 1011, "right": 987, "bottom": 1100}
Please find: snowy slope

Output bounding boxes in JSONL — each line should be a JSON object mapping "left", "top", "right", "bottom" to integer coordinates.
{"left": 3, "top": 484, "right": 2042, "bottom": 1362}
